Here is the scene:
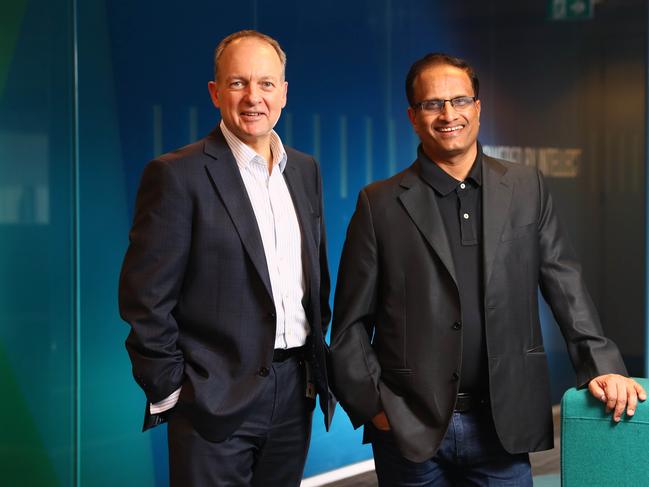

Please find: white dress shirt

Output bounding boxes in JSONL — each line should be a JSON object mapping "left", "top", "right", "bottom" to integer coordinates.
{"left": 150, "top": 122, "right": 308, "bottom": 414}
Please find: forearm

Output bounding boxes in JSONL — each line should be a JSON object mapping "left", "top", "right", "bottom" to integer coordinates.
{"left": 330, "top": 188, "right": 383, "bottom": 426}
{"left": 536, "top": 169, "right": 627, "bottom": 384}
{"left": 118, "top": 158, "right": 190, "bottom": 401}
{"left": 330, "top": 323, "right": 383, "bottom": 427}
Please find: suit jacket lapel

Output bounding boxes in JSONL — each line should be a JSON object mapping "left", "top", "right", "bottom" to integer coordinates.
{"left": 283, "top": 161, "right": 316, "bottom": 314}
{"left": 482, "top": 155, "right": 513, "bottom": 286}
{"left": 203, "top": 129, "right": 273, "bottom": 300}
{"left": 398, "top": 166, "right": 458, "bottom": 287}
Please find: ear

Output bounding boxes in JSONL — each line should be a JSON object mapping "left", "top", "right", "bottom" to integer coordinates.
{"left": 207, "top": 81, "right": 220, "bottom": 109}
{"left": 474, "top": 98, "right": 481, "bottom": 119}
{"left": 281, "top": 81, "right": 288, "bottom": 109}
{"left": 407, "top": 106, "right": 417, "bottom": 127}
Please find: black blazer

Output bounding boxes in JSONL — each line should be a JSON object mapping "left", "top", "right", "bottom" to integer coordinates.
{"left": 330, "top": 151, "right": 626, "bottom": 462}
{"left": 119, "top": 126, "right": 334, "bottom": 440}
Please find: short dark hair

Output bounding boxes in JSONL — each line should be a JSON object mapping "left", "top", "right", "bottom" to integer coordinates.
{"left": 213, "top": 30, "right": 287, "bottom": 82}
{"left": 405, "top": 53, "right": 479, "bottom": 107}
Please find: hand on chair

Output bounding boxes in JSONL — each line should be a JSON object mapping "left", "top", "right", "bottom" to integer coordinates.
{"left": 588, "top": 374, "right": 647, "bottom": 422}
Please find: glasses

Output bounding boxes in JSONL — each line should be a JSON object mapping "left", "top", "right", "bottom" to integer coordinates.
{"left": 412, "top": 96, "right": 477, "bottom": 114}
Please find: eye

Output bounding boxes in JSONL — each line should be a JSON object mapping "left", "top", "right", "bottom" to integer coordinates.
{"left": 453, "top": 97, "right": 474, "bottom": 108}
{"left": 260, "top": 81, "right": 275, "bottom": 89}
{"left": 230, "top": 80, "right": 245, "bottom": 89}
{"left": 421, "top": 100, "right": 443, "bottom": 111}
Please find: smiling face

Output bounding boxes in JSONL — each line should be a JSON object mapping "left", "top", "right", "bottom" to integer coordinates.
{"left": 407, "top": 63, "right": 481, "bottom": 166}
{"left": 208, "top": 37, "right": 287, "bottom": 153}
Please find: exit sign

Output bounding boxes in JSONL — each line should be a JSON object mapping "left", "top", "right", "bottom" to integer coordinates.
{"left": 549, "top": 0, "right": 593, "bottom": 20}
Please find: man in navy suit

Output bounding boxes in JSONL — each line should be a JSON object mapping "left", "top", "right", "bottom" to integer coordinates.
{"left": 119, "top": 30, "right": 333, "bottom": 486}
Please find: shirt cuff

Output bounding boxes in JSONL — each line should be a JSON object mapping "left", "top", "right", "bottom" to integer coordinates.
{"left": 149, "top": 387, "right": 181, "bottom": 414}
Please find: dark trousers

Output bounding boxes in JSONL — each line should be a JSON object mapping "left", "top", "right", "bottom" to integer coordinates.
{"left": 168, "top": 356, "right": 313, "bottom": 487}
{"left": 371, "top": 407, "right": 532, "bottom": 486}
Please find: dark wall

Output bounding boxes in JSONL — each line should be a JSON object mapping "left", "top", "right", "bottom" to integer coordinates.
{"left": 451, "top": 1, "right": 647, "bottom": 391}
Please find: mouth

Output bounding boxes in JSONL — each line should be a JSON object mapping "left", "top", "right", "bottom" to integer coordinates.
{"left": 240, "top": 111, "right": 266, "bottom": 119}
{"left": 436, "top": 124, "right": 464, "bottom": 133}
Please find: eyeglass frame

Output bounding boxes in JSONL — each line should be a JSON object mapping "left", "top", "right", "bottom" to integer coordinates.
{"left": 411, "top": 96, "right": 478, "bottom": 113}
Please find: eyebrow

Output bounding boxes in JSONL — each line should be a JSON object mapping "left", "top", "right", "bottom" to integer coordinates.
{"left": 425, "top": 94, "right": 472, "bottom": 100}
{"left": 225, "top": 74, "right": 280, "bottom": 81}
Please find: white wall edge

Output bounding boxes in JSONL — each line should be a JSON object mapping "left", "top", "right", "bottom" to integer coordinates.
{"left": 301, "top": 459, "right": 375, "bottom": 487}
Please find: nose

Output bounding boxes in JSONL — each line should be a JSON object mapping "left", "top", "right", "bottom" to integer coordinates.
{"left": 438, "top": 100, "right": 457, "bottom": 119}
{"left": 244, "top": 84, "right": 261, "bottom": 104}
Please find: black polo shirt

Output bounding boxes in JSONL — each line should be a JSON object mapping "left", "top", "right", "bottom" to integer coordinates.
{"left": 416, "top": 145, "right": 488, "bottom": 393}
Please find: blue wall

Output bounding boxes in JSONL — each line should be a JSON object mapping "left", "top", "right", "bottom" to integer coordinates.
{"left": 79, "top": 1, "right": 458, "bottom": 479}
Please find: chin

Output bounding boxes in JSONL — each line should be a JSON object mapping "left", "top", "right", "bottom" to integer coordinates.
{"left": 441, "top": 140, "right": 470, "bottom": 152}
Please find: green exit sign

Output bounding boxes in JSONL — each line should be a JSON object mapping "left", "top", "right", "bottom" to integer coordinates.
{"left": 548, "top": 0, "right": 593, "bottom": 20}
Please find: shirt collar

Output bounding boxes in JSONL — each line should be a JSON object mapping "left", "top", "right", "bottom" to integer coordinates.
{"left": 417, "top": 142, "right": 483, "bottom": 196}
{"left": 220, "top": 120, "right": 288, "bottom": 173}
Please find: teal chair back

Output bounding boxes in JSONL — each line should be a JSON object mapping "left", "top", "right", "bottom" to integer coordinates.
{"left": 561, "top": 377, "right": 649, "bottom": 486}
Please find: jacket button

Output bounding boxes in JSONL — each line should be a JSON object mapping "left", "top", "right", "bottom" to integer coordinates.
{"left": 258, "top": 367, "right": 270, "bottom": 377}
{"left": 269, "top": 311, "right": 276, "bottom": 319}
{"left": 451, "top": 372, "right": 459, "bottom": 381}
{"left": 452, "top": 321, "right": 462, "bottom": 330}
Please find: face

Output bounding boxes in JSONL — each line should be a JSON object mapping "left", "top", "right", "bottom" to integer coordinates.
{"left": 407, "top": 64, "right": 481, "bottom": 163}
{"left": 208, "top": 37, "right": 287, "bottom": 149}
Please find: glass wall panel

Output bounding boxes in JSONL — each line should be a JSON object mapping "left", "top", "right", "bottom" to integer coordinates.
{"left": 0, "top": 0, "right": 75, "bottom": 485}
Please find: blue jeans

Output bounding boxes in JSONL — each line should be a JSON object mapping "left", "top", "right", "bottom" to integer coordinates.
{"left": 370, "top": 407, "right": 532, "bottom": 486}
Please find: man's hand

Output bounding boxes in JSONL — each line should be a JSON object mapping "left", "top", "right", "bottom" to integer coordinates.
{"left": 588, "top": 374, "right": 647, "bottom": 422}
{"left": 371, "top": 411, "right": 391, "bottom": 431}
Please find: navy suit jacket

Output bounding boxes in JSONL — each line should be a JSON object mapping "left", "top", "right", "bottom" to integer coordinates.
{"left": 119, "top": 126, "right": 334, "bottom": 440}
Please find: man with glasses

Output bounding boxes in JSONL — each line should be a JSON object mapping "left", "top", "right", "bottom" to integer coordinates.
{"left": 330, "top": 52, "right": 645, "bottom": 485}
